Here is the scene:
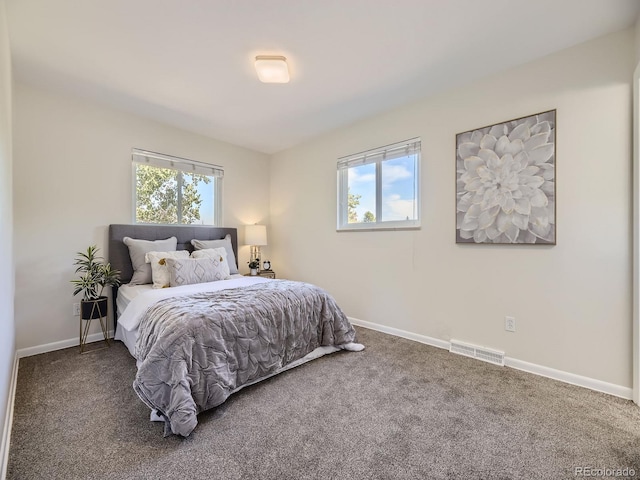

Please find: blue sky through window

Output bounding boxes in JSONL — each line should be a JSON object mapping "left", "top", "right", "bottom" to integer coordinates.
{"left": 194, "top": 177, "right": 214, "bottom": 224}
{"left": 348, "top": 155, "right": 417, "bottom": 222}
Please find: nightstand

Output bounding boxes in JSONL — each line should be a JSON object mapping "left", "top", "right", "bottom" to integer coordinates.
{"left": 245, "top": 270, "right": 276, "bottom": 279}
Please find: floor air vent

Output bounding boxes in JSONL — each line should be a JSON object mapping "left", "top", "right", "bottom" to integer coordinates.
{"left": 449, "top": 340, "right": 505, "bottom": 366}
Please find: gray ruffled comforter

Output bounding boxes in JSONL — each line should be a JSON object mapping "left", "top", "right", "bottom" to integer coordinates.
{"left": 132, "top": 280, "right": 358, "bottom": 436}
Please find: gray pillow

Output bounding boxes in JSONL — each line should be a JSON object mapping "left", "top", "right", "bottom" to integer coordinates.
{"left": 123, "top": 236, "right": 178, "bottom": 285}
{"left": 166, "top": 257, "right": 230, "bottom": 287}
{"left": 190, "top": 235, "right": 238, "bottom": 274}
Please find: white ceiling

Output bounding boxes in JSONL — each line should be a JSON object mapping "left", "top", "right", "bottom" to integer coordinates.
{"left": 6, "top": 0, "right": 640, "bottom": 154}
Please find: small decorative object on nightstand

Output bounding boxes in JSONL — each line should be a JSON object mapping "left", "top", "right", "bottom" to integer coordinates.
{"left": 248, "top": 259, "right": 260, "bottom": 276}
{"left": 263, "top": 260, "right": 271, "bottom": 270}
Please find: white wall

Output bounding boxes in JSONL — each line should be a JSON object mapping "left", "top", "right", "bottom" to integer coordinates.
{"left": 270, "top": 28, "right": 635, "bottom": 388}
{"left": 634, "top": 11, "right": 640, "bottom": 404}
{"left": 636, "top": 14, "right": 640, "bottom": 63}
{"left": 13, "top": 83, "right": 270, "bottom": 350}
{"left": 0, "top": 0, "right": 14, "bottom": 468}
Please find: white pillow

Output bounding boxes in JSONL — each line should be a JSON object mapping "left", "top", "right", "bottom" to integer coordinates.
{"left": 145, "top": 250, "right": 190, "bottom": 288}
{"left": 123, "top": 236, "right": 177, "bottom": 285}
{"left": 166, "top": 257, "right": 231, "bottom": 287}
{"left": 190, "top": 235, "right": 238, "bottom": 274}
{"left": 191, "top": 247, "right": 231, "bottom": 278}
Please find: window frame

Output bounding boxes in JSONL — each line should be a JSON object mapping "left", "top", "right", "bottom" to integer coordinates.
{"left": 337, "top": 138, "right": 421, "bottom": 231}
{"left": 131, "top": 148, "right": 223, "bottom": 226}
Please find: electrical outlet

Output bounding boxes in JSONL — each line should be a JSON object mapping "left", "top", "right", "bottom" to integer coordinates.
{"left": 505, "top": 316, "right": 516, "bottom": 332}
{"left": 73, "top": 303, "right": 80, "bottom": 316}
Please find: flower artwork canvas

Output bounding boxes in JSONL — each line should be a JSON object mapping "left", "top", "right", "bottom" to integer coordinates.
{"left": 455, "top": 110, "right": 556, "bottom": 244}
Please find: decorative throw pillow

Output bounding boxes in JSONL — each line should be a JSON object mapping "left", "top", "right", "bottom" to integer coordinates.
{"left": 145, "top": 250, "right": 190, "bottom": 288}
{"left": 165, "top": 257, "right": 231, "bottom": 287}
{"left": 190, "top": 247, "right": 228, "bottom": 261}
{"left": 123, "top": 236, "right": 178, "bottom": 285}
{"left": 190, "top": 235, "right": 238, "bottom": 274}
{"left": 190, "top": 247, "right": 230, "bottom": 280}
{"left": 189, "top": 248, "right": 230, "bottom": 280}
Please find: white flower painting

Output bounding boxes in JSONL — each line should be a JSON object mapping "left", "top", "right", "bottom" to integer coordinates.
{"left": 456, "top": 110, "right": 556, "bottom": 244}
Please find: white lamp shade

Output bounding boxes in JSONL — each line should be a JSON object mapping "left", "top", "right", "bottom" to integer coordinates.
{"left": 255, "top": 56, "right": 290, "bottom": 83}
{"left": 245, "top": 224, "right": 267, "bottom": 246}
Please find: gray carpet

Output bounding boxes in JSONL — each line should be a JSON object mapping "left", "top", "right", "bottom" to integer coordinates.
{"left": 6, "top": 327, "right": 640, "bottom": 479}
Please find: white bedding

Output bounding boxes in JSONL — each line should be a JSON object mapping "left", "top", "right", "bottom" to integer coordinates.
{"left": 116, "top": 283, "right": 153, "bottom": 317}
{"left": 114, "top": 275, "right": 268, "bottom": 356}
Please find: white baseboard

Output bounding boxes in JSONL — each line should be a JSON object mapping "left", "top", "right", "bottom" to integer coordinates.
{"left": 1, "top": 353, "right": 18, "bottom": 480}
{"left": 16, "top": 330, "right": 114, "bottom": 359}
{"left": 505, "top": 357, "right": 632, "bottom": 400}
{"left": 349, "top": 317, "right": 633, "bottom": 400}
{"left": 349, "top": 317, "right": 450, "bottom": 350}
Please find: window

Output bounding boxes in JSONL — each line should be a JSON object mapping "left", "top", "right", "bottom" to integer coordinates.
{"left": 337, "top": 138, "right": 421, "bottom": 230}
{"left": 132, "top": 149, "right": 223, "bottom": 225}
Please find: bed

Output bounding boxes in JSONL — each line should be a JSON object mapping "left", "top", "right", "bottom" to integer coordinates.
{"left": 108, "top": 224, "right": 363, "bottom": 437}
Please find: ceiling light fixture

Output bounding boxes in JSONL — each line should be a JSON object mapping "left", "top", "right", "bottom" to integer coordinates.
{"left": 255, "top": 55, "right": 290, "bottom": 83}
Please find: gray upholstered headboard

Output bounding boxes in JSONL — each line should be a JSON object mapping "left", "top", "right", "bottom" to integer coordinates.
{"left": 108, "top": 224, "right": 239, "bottom": 284}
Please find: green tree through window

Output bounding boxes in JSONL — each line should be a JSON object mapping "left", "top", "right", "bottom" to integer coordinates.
{"left": 135, "top": 164, "right": 212, "bottom": 224}
{"left": 348, "top": 190, "right": 361, "bottom": 223}
{"left": 132, "top": 149, "right": 222, "bottom": 225}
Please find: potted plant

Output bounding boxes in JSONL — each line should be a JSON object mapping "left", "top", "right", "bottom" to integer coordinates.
{"left": 248, "top": 259, "right": 260, "bottom": 276}
{"left": 71, "top": 245, "right": 121, "bottom": 320}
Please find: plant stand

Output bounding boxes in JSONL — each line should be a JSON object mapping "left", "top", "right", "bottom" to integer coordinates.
{"left": 79, "top": 298, "right": 110, "bottom": 354}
